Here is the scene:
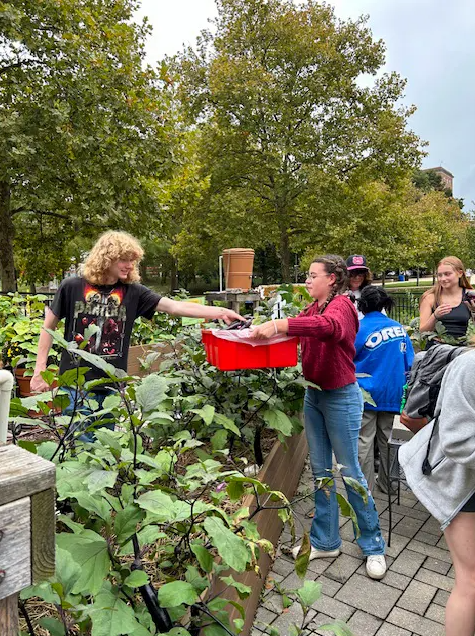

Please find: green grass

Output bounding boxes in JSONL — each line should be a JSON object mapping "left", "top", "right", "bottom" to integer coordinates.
{"left": 380, "top": 281, "right": 432, "bottom": 289}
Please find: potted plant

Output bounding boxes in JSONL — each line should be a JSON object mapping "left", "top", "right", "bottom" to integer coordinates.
{"left": 0, "top": 294, "right": 60, "bottom": 396}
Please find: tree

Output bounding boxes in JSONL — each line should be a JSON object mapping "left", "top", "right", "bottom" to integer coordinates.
{"left": 0, "top": 0, "right": 172, "bottom": 291}
{"left": 175, "top": 0, "right": 423, "bottom": 280}
{"left": 407, "top": 189, "right": 470, "bottom": 271}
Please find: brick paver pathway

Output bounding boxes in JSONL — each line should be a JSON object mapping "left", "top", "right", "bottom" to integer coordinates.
{"left": 253, "top": 463, "right": 451, "bottom": 636}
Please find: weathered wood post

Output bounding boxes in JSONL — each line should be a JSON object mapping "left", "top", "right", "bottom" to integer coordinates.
{"left": 0, "top": 370, "right": 14, "bottom": 444}
{"left": 0, "top": 444, "right": 56, "bottom": 635}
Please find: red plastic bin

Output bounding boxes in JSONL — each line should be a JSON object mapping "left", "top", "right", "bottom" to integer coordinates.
{"left": 201, "top": 329, "right": 298, "bottom": 371}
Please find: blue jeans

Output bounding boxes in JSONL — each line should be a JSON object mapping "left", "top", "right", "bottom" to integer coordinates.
{"left": 62, "top": 387, "right": 115, "bottom": 443}
{"left": 304, "top": 384, "right": 385, "bottom": 556}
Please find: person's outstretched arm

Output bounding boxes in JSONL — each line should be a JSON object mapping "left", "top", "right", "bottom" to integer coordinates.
{"left": 31, "top": 309, "right": 60, "bottom": 393}
{"left": 156, "top": 297, "right": 245, "bottom": 325}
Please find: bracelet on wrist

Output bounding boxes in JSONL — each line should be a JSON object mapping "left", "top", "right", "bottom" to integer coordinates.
{"left": 272, "top": 318, "right": 278, "bottom": 335}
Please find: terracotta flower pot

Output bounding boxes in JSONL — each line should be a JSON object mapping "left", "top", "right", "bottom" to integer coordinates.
{"left": 14, "top": 368, "right": 33, "bottom": 397}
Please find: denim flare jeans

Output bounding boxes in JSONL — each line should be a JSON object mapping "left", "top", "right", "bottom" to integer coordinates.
{"left": 62, "top": 387, "right": 115, "bottom": 443}
{"left": 304, "top": 383, "right": 385, "bottom": 556}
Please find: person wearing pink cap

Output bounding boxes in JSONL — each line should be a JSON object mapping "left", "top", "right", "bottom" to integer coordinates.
{"left": 346, "top": 255, "right": 373, "bottom": 319}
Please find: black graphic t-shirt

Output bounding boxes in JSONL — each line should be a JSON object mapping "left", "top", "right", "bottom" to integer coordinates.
{"left": 50, "top": 278, "right": 162, "bottom": 379}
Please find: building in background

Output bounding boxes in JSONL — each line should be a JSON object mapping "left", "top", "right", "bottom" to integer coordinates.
{"left": 424, "top": 166, "right": 454, "bottom": 192}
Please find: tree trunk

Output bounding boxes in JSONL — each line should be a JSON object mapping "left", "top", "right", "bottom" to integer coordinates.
{"left": 0, "top": 182, "right": 16, "bottom": 292}
{"left": 279, "top": 230, "right": 291, "bottom": 283}
{"left": 170, "top": 258, "right": 178, "bottom": 293}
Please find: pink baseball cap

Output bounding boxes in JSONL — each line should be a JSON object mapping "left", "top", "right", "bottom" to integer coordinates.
{"left": 346, "top": 255, "right": 368, "bottom": 271}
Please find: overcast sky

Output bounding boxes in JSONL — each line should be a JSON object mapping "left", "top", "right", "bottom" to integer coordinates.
{"left": 135, "top": 0, "right": 475, "bottom": 208}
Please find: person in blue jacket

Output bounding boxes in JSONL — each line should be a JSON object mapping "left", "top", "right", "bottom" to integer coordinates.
{"left": 355, "top": 286, "right": 414, "bottom": 493}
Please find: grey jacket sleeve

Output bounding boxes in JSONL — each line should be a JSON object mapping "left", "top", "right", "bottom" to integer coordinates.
{"left": 438, "top": 351, "right": 475, "bottom": 467}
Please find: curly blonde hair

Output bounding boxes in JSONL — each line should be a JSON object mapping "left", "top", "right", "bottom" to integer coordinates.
{"left": 82, "top": 231, "right": 144, "bottom": 285}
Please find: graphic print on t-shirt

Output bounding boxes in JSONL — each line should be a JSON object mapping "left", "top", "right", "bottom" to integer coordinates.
{"left": 72, "top": 285, "right": 127, "bottom": 359}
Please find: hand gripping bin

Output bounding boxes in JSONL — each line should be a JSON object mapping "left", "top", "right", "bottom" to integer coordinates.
{"left": 201, "top": 329, "right": 298, "bottom": 371}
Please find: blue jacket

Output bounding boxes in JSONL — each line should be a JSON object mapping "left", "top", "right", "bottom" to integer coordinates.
{"left": 354, "top": 312, "right": 414, "bottom": 412}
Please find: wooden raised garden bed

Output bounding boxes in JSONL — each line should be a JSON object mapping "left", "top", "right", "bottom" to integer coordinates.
{"left": 206, "top": 431, "right": 309, "bottom": 636}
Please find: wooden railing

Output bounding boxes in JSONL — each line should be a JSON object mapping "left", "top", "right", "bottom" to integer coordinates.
{"left": 0, "top": 382, "right": 56, "bottom": 634}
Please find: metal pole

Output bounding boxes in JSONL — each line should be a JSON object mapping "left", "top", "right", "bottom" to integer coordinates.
{"left": 0, "top": 370, "right": 14, "bottom": 443}
{"left": 219, "top": 255, "right": 224, "bottom": 292}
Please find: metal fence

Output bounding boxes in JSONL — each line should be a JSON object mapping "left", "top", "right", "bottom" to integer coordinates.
{"left": 0, "top": 292, "right": 55, "bottom": 316}
{"left": 386, "top": 289, "right": 424, "bottom": 326}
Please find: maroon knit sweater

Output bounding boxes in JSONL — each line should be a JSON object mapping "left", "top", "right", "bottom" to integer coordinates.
{"left": 287, "top": 295, "right": 359, "bottom": 390}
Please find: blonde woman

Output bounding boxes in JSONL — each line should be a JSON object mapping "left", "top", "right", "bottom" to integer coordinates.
{"left": 419, "top": 256, "right": 473, "bottom": 341}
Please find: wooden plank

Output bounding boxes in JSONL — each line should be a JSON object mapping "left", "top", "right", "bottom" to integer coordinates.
{"left": 0, "top": 445, "right": 55, "bottom": 507}
{"left": 205, "top": 292, "right": 260, "bottom": 302}
{"left": 0, "top": 593, "right": 19, "bottom": 636}
{"left": 31, "top": 488, "right": 56, "bottom": 582}
{"left": 127, "top": 342, "right": 180, "bottom": 377}
{"left": 204, "top": 432, "right": 309, "bottom": 636}
{"left": 0, "top": 497, "right": 31, "bottom": 599}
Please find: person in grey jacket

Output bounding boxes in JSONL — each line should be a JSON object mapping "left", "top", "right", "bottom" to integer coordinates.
{"left": 399, "top": 349, "right": 475, "bottom": 636}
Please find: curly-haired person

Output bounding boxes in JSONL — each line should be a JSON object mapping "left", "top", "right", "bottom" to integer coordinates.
{"left": 250, "top": 254, "right": 387, "bottom": 580}
{"left": 31, "top": 231, "right": 244, "bottom": 438}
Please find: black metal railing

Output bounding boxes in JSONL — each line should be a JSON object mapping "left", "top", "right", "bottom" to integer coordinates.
{"left": 386, "top": 290, "right": 424, "bottom": 326}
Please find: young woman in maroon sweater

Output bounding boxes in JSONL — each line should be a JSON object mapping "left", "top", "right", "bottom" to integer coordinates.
{"left": 251, "top": 254, "right": 387, "bottom": 579}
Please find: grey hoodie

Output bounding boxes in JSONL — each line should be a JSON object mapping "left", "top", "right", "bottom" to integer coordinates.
{"left": 399, "top": 349, "right": 475, "bottom": 530}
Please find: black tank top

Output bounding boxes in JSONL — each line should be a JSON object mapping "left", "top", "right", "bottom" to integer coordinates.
{"left": 437, "top": 301, "right": 471, "bottom": 339}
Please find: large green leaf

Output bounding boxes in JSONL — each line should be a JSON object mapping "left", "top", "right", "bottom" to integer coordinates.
{"left": 124, "top": 570, "right": 149, "bottom": 588}
{"left": 20, "top": 581, "right": 61, "bottom": 605}
{"left": 157, "top": 581, "right": 198, "bottom": 608}
{"left": 191, "top": 543, "right": 214, "bottom": 573}
{"left": 137, "top": 490, "right": 191, "bottom": 522}
{"left": 38, "top": 617, "right": 66, "bottom": 636}
{"left": 72, "top": 349, "right": 120, "bottom": 378}
{"left": 203, "top": 517, "right": 249, "bottom": 573}
{"left": 295, "top": 580, "right": 322, "bottom": 608}
{"left": 136, "top": 374, "right": 169, "bottom": 412}
{"left": 56, "top": 531, "right": 110, "bottom": 596}
{"left": 190, "top": 404, "right": 215, "bottom": 425}
{"left": 86, "top": 469, "right": 118, "bottom": 494}
{"left": 89, "top": 589, "right": 150, "bottom": 636}
{"left": 114, "top": 505, "right": 144, "bottom": 544}
{"left": 214, "top": 412, "right": 241, "bottom": 436}
{"left": 263, "top": 409, "right": 293, "bottom": 437}
{"left": 55, "top": 546, "right": 82, "bottom": 597}
{"left": 318, "top": 619, "right": 354, "bottom": 635}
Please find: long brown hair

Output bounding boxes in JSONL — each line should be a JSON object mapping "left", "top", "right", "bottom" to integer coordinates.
{"left": 420, "top": 256, "right": 472, "bottom": 307}
{"left": 312, "top": 254, "right": 349, "bottom": 314}
{"left": 350, "top": 269, "right": 373, "bottom": 290}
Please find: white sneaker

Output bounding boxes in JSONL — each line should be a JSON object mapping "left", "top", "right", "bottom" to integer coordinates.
{"left": 366, "top": 555, "right": 387, "bottom": 580}
{"left": 291, "top": 544, "right": 340, "bottom": 561}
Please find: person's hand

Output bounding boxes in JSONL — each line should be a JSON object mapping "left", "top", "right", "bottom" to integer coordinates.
{"left": 30, "top": 372, "right": 49, "bottom": 394}
{"left": 434, "top": 304, "right": 453, "bottom": 319}
{"left": 249, "top": 321, "right": 277, "bottom": 340}
{"left": 215, "top": 308, "right": 246, "bottom": 325}
{"left": 463, "top": 295, "right": 475, "bottom": 313}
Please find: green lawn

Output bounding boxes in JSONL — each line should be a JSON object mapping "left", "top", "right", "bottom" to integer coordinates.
{"left": 378, "top": 281, "right": 432, "bottom": 290}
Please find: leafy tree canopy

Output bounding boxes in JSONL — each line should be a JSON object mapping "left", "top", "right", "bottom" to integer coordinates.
{"left": 174, "top": 0, "right": 423, "bottom": 280}
{"left": 0, "top": 0, "right": 173, "bottom": 290}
